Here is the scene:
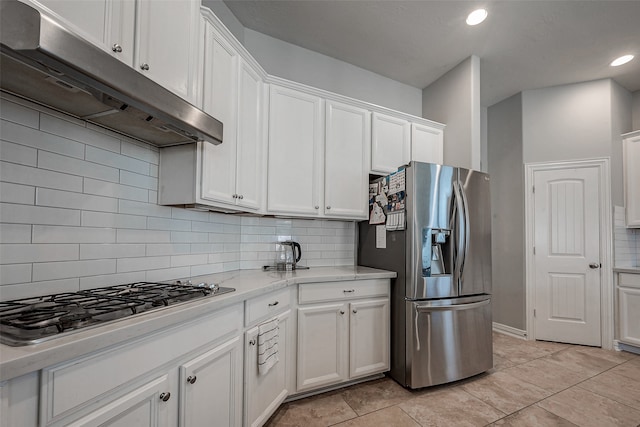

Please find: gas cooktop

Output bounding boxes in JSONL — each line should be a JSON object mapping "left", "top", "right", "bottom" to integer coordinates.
{"left": 0, "top": 281, "right": 235, "bottom": 346}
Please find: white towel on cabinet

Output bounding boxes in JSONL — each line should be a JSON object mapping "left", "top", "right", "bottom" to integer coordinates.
{"left": 257, "top": 317, "right": 279, "bottom": 376}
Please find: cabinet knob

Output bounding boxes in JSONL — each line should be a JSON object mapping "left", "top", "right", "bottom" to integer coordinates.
{"left": 268, "top": 301, "right": 279, "bottom": 307}
{"left": 159, "top": 392, "right": 171, "bottom": 402}
{"left": 112, "top": 43, "right": 122, "bottom": 53}
{"left": 326, "top": 206, "right": 331, "bottom": 210}
{"left": 249, "top": 339, "right": 256, "bottom": 346}
{"left": 187, "top": 375, "right": 197, "bottom": 384}
{"left": 140, "top": 63, "right": 150, "bottom": 71}
{"left": 339, "top": 310, "right": 345, "bottom": 315}
{"left": 353, "top": 309, "right": 358, "bottom": 314}
{"left": 314, "top": 206, "right": 319, "bottom": 210}
{"left": 232, "top": 194, "right": 238, "bottom": 198}
{"left": 239, "top": 195, "right": 244, "bottom": 200}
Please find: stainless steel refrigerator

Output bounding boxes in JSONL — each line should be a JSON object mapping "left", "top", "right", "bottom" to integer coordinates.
{"left": 358, "top": 161, "right": 492, "bottom": 389}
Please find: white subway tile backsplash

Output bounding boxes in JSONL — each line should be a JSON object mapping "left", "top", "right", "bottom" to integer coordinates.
{"left": 0, "top": 100, "right": 356, "bottom": 300}
{"left": 86, "top": 145, "right": 148, "bottom": 173}
{"left": 117, "top": 229, "right": 171, "bottom": 244}
{"left": 0, "top": 243, "right": 78, "bottom": 265}
{"left": 84, "top": 178, "right": 148, "bottom": 202}
{"left": 80, "top": 244, "right": 146, "bottom": 260}
{"left": 614, "top": 205, "right": 639, "bottom": 267}
{"left": 117, "top": 256, "right": 169, "bottom": 273}
{"left": 0, "top": 182, "right": 35, "bottom": 205}
{"left": 1, "top": 161, "right": 83, "bottom": 192}
{"left": 0, "top": 264, "right": 32, "bottom": 285}
{"left": 0, "top": 224, "right": 32, "bottom": 243}
{"left": 0, "top": 119, "right": 85, "bottom": 159}
{"left": 37, "top": 188, "right": 118, "bottom": 212}
{"left": 81, "top": 211, "right": 147, "bottom": 229}
{"left": 33, "top": 225, "right": 116, "bottom": 244}
{"left": 40, "top": 114, "right": 120, "bottom": 153}
{"left": 120, "top": 170, "right": 157, "bottom": 190}
{"left": 33, "top": 259, "right": 116, "bottom": 281}
{"left": 0, "top": 140, "right": 38, "bottom": 166}
{"left": 0, "top": 98, "right": 39, "bottom": 128}
{"left": 39, "top": 151, "right": 120, "bottom": 182}
{"left": 0, "top": 203, "right": 80, "bottom": 226}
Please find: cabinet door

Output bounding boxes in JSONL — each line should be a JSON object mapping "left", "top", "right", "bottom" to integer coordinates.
{"left": 66, "top": 375, "right": 170, "bottom": 427}
{"left": 33, "top": 0, "right": 135, "bottom": 65}
{"left": 244, "top": 310, "right": 291, "bottom": 427}
{"left": 268, "top": 85, "right": 323, "bottom": 216}
{"left": 349, "top": 299, "right": 390, "bottom": 379}
{"left": 371, "top": 112, "right": 410, "bottom": 175}
{"left": 324, "top": 101, "right": 370, "bottom": 219}
{"left": 619, "top": 286, "right": 640, "bottom": 346}
{"left": 136, "top": 0, "right": 200, "bottom": 102}
{"left": 179, "top": 337, "right": 243, "bottom": 427}
{"left": 200, "top": 20, "right": 239, "bottom": 206}
{"left": 235, "top": 59, "right": 264, "bottom": 210}
{"left": 411, "top": 123, "right": 443, "bottom": 165}
{"left": 623, "top": 134, "right": 640, "bottom": 227}
{"left": 297, "top": 303, "right": 348, "bottom": 392}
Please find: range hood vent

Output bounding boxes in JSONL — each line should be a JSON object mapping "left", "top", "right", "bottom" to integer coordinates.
{"left": 0, "top": 0, "right": 222, "bottom": 147}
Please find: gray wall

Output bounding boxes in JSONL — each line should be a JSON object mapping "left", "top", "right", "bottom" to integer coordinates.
{"left": 243, "top": 30, "right": 422, "bottom": 116}
{"left": 487, "top": 93, "right": 526, "bottom": 330}
{"left": 633, "top": 90, "right": 640, "bottom": 130}
{"left": 422, "top": 56, "right": 481, "bottom": 170}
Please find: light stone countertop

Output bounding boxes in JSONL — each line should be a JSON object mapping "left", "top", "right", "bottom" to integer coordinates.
{"left": 0, "top": 266, "right": 396, "bottom": 382}
{"left": 613, "top": 267, "right": 640, "bottom": 274}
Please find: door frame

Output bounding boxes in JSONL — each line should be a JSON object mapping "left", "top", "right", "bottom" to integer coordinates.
{"left": 524, "top": 158, "right": 613, "bottom": 348}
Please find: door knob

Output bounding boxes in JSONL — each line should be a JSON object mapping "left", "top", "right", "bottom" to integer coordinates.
{"left": 589, "top": 262, "right": 601, "bottom": 269}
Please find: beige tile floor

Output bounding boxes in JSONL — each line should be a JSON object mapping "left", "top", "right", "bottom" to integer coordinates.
{"left": 266, "top": 333, "right": 640, "bottom": 427}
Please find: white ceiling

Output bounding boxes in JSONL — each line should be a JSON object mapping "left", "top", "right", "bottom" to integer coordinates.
{"left": 222, "top": 0, "right": 640, "bottom": 107}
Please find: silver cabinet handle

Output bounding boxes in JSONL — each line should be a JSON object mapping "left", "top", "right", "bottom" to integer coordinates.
{"left": 314, "top": 206, "right": 319, "bottom": 209}
{"left": 187, "top": 375, "right": 197, "bottom": 384}
{"left": 159, "top": 392, "right": 171, "bottom": 402}
{"left": 249, "top": 339, "right": 256, "bottom": 346}
{"left": 339, "top": 310, "right": 345, "bottom": 315}
{"left": 140, "top": 63, "right": 150, "bottom": 71}
{"left": 326, "top": 206, "right": 331, "bottom": 210}
{"left": 352, "top": 309, "right": 357, "bottom": 314}
{"left": 589, "top": 262, "right": 601, "bottom": 269}
{"left": 343, "top": 289, "right": 355, "bottom": 293}
{"left": 268, "top": 301, "right": 279, "bottom": 307}
{"left": 238, "top": 195, "right": 244, "bottom": 199}
{"left": 232, "top": 194, "right": 237, "bottom": 198}
{"left": 112, "top": 43, "right": 122, "bottom": 53}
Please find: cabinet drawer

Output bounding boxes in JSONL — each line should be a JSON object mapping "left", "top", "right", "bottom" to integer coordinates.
{"left": 619, "top": 273, "right": 640, "bottom": 289}
{"left": 298, "top": 279, "right": 389, "bottom": 304}
{"left": 245, "top": 288, "right": 291, "bottom": 326}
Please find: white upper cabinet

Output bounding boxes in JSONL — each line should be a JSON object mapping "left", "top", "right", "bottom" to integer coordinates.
{"left": 135, "top": 0, "right": 200, "bottom": 103}
{"left": 267, "top": 85, "right": 324, "bottom": 216}
{"left": 324, "top": 101, "right": 370, "bottom": 219}
{"left": 623, "top": 131, "right": 640, "bottom": 227}
{"left": 31, "top": 0, "right": 136, "bottom": 65}
{"left": 371, "top": 112, "right": 411, "bottom": 175}
{"left": 200, "top": 18, "right": 239, "bottom": 207}
{"left": 411, "top": 122, "right": 444, "bottom": 165}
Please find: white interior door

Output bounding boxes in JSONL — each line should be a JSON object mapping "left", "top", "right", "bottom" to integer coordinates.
{"left": 533, "top": 166, "right": 602, "bottom": 346}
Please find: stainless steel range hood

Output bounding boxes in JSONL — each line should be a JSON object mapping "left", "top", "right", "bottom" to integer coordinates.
{"left": 0, "top": 0, "right": 223, "bottom": 147}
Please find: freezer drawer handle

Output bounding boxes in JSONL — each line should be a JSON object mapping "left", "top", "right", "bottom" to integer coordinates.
{"left": 415, "top": 299, "right": 490, "bottom": 313}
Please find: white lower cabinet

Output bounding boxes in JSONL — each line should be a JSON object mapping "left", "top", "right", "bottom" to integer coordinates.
{"left": 618, "top": 273, "right": 640, "bottom": 347}
{"left": 180, "top": 337, "right": 243, "bottom": 427}
{"left": 296, "top": 280, "right": 390, "bottom": 393}
{"left": 244, "top": 309, "right": 292, "bottom": 427}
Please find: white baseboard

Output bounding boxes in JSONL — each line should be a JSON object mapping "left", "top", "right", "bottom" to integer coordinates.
{"left": 493, "top": 322, "right": 527, "bottom": 340}
{"left": 615, "top": 340, "right": 640, "bottom": 355}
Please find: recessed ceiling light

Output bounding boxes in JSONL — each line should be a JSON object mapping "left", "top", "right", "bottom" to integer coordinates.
{"left": 466, "top": 9, "right": 488, "bottom": 26}
{"left": 610, "top": 55, "right": 634, "bottom": 67}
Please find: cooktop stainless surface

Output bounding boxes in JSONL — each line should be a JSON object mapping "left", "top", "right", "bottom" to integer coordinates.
{"left": 0, "top": 281, "right": 235, "bottom": 346}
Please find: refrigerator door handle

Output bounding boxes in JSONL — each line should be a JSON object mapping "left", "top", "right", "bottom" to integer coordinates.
{"left": 415, "top": 298, "right": 491, "bottom": 312}
{"left": 459, "top": 181, "right": 470, "bottom": 277}
{"left": 452, "top": 181, "right": 466, "bottom": 285}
